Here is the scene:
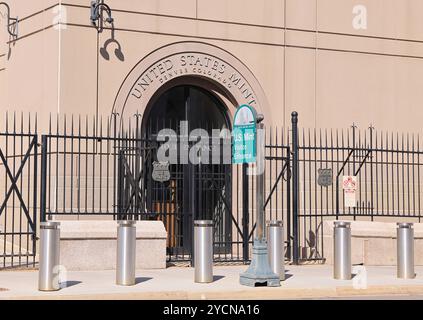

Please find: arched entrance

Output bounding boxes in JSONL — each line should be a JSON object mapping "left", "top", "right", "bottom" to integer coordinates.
{"left": 114, "top": 41, "right": 272, "bottom": 262}
{"left": 142, "top": 84, "right": 232, "bottom": 260}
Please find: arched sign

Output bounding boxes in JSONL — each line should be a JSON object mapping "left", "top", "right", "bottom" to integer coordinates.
{"left": 112, "top": 41, "right": 271, "bottom": 127}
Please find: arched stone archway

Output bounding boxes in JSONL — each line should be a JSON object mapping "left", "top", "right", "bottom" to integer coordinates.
{"left": 113, "top": 41, "right": 271, "bottom": 125}
{"left": 113, "top": 41, "right": 271, "bottom": 260}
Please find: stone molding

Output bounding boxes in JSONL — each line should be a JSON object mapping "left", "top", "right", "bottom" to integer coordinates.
{"left": 113, "top": 41, "right": 270, "bottom": 122}
{"left": 59, "top": 220, "right": 167, "bottom": 240}
{"left": 59, "top": 220, "right": 167, "bottom": 270}
{"left": 323, "top": 220, "right": 423, "bottom": 238}
{"left": 322, "top": 220, "right": 423, "bottom": 265}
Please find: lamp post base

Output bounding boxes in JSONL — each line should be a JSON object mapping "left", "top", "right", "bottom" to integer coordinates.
{"left": 240, "top": 239, "right": 280, "bottom": 287}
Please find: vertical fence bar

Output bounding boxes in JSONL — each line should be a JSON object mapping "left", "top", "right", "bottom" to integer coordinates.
{"left": 291, "top": 112, "right": 299, "bottom": 265}
{"left": 286, "top": 144, "right": 291, "bottom": 261}
{"left": 40, "top": 135, "right": 48, "bottom": 222}
{"left": 32, "top": 134, "right": 38, "bottom": 266}
{"left": 369, "top": 126, "right": 374, "bottom": 220}
{"left": 11, "top": 114, "right": 16, "bottom": 267}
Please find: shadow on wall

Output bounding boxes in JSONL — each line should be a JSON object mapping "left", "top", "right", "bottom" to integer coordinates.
{"left": 7, "top": 40, "right": 15, "bottom": 60}
{"left": 100, "top": 23, "right": 124, "bottom": 62}
{"left": 5, "top": 29, "right": 16, "bottom": 59}
{"left": 0, "top": 5, "right": 18, "bottom": 59}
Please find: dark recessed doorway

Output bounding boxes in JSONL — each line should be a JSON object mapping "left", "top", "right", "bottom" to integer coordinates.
{"left": 143, "top": 85, "right": 233, "bottom": 261}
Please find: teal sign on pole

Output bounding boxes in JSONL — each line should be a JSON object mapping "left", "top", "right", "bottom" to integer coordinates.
{"left": 232, "top": 104, "right": 257, "bottom": 164}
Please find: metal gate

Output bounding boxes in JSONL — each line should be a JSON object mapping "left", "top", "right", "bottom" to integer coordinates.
{"left": 0, "top": 114, "right": 38, "bottom": 269}
{"left": 116, "top": 131, "right": 236, "bottom": 263}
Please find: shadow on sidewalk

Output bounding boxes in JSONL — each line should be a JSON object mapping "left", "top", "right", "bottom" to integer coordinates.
{"left": 135, "top": 277, "right": 153, "bottom": 285}
{"left": 62, "top": 281, "right": 82, "bottom": 288}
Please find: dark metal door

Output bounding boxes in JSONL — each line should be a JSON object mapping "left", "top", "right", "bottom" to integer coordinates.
{"left": 139, "top": 85, "right": 234, "bottom": 263}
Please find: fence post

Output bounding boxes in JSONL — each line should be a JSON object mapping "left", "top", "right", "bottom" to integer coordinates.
{"left": 291, "top": 112, "right": 299, "bottom": 265}
{"left": 117, "top": 150, "right": 124, "bottom": 216}
{"left": 40, "top": 135, "right": 48, "bottom": 223}
{"left": 286, "top": 145, "right": 291, "bottom": 261}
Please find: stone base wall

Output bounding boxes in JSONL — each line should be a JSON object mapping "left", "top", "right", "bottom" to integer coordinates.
{"left": 323, "top": 220, "right": 423, "bottom": 266}
{"left": 58, "top": 220, "right": 167, "bottom": 271}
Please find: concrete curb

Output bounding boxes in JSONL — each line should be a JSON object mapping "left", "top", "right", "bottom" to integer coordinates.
{"left": 5, "top": 285, "right": 423, "bottom": 300}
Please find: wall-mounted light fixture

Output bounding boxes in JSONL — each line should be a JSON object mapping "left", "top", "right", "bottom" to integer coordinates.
{"left": 90, "top": 0, "right": 114, "bottom": 32}
{"left": 0, "top": 2, "right": 18, "bottom": 38}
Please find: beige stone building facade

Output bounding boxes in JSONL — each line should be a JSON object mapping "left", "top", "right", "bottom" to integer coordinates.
{"left": 2, "top": 0, "right": 423, "bottom": 130}
{"left": 1, "top": 1, "right": 423, "bottom": 268}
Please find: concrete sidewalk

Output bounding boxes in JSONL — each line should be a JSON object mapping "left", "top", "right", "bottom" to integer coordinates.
{"left": 0, "top": 265, "right": 423, "bottom": 300}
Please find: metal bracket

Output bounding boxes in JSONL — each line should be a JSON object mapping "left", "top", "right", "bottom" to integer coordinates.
{"left": 90, "top": 0, "right": 114, "bottom": 33}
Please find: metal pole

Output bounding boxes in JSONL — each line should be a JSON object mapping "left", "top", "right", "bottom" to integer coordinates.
{"left": 40, "top": 135, "right": 48, "bottom": 222}
{"left": 117, "top": 151, "right": 124, "bottom": 214}
{"left": 242, "top": 163, "right": 249, "bottom": 262}
{"left": 333, "top": 221, "right": 352, "bottom": 280}
{"left": 116, "top": 220, "right": 136, "bottom": 286}
{"left": 335, "top": 179, "right": 340, "bottom": 219}
{"left": 38, "top": 221, "right": 61, "bottom": 291}
{"left": 291, "top": 112, "right": 299, "bottom": 265}
{"left": 194, "top": 220, "right": 213, "bottom": 283}
{"left": 397, "top": 222, "right": 415, "bottom": 279}
{"left": 239, "top": 114, "right": 280, "bottom": 287}
{"left": 267, "top": 220, "right": 285, "bottom": 281}
{"left": 286, "top": 146, "right": 291, "bottom": 261}
{"left": 256, "top": 122, "right": 265, "bottom": 241}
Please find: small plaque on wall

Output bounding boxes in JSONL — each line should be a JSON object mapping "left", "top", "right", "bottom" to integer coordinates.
{"left": 317, "top": 168, "right": 333, "bottom": 187}
{"left": 152, "top": 161, "right": 170, "bottom": 182}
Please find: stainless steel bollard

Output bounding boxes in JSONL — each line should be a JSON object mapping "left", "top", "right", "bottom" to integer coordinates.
{"left": 333, "top": 221, "right": 352, "bottom": 280}
{"left": 397, "top": 222, "right": 415, "bottom": 279}
{"left": 38, "top": 221, "right": 61, "bottom": 291}
{"left": 267, "top": 220, "right": 285, "bottom": 281}
{"left": 116, "top": 220, "right": 136, "bottom": 286}
{"left": 194, "top": 220, "right": 213, "bottom": 283}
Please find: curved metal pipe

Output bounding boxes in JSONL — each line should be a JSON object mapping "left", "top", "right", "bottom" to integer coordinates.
{"left": 0, "top": 2, "right": 18, "bottom": 37}
{"left": 96, "top": 3, "right": 114, "bottom": 23}
{"left": 0, "top": 2, "right": 10, "bottom": 16}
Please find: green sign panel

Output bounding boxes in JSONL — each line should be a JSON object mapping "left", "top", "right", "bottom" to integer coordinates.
{"left": 232, "top": 104, "right": 257, "bottom": 164}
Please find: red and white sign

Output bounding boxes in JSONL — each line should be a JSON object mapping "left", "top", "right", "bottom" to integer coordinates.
{"left": 342, "top": 176, "right": 357, "bottom": 207}
{"left": 342, "top": 176, "right": 357, "bottom": 190}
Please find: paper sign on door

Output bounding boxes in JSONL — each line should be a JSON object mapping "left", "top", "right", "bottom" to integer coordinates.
{"left": 342, "top": 176, "right": 357, "bottom": 208}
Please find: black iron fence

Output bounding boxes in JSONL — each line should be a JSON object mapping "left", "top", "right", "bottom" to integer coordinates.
{"left": 0, "top": 113, "right": 38, "bottom": 269}
{"left": 1, "top": 111, "right": 423, "bottom": 268}
{"left": 293, "top": 119, "right": 423, "bottom": 263}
